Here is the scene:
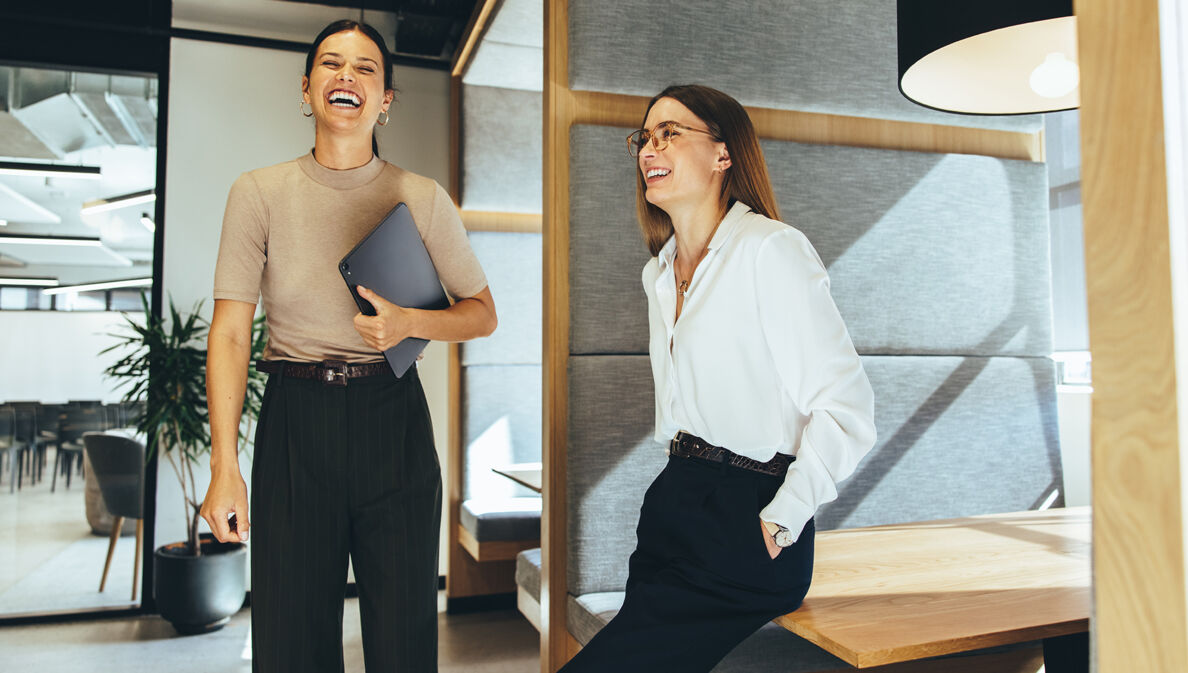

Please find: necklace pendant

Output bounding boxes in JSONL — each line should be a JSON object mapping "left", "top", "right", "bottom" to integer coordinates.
{"left": 678, "top": 279, "right": 689, "bottom": 297}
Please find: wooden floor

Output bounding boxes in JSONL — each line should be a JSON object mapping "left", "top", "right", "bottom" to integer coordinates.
{"left": 0, "top": 596, "right": 540, "bottom": 672}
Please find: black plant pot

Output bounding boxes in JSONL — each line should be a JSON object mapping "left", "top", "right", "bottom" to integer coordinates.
{"left": 154, "top": 533, "right": 247, "bottom": 635}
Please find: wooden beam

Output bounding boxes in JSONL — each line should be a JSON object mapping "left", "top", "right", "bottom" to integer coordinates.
{"left": 462, "top": 210, "right": 544, "bottom": 233}
{"left": 451, "top": 0, "right": 500, "bottom": 77}
{"left": 542, "top": 0, "right": 573, "bottom": 669}
{"left": 449, "top": 74, "right": 463, "bottom": 203}
{"left": 570, "top": 89, "right": 1044, "bottom": 162}
{"left": 1078, "top": 0, "right": 1188, "bottom": 670}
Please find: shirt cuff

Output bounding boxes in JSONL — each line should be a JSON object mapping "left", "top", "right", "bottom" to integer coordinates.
{"left": 759, "top": 486, "right": 817, "bottom": 544}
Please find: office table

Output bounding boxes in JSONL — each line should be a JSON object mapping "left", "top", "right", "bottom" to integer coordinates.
{"left": 776, "top": 507, "right": 1090, "bottom": 669}
{"left": 491, "top": 462, "right": 542, "bottom": 493}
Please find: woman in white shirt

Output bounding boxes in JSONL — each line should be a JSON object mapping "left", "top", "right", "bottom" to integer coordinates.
{"left": 560, "top": 84, "right": 876, "bottom": 672}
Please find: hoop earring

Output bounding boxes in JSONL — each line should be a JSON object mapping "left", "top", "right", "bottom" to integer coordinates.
{"left": 377, "top": 109, "right": 389, "bottom": 126}
{"left": 300, "top": 100, "right": 313, "bottom": 118}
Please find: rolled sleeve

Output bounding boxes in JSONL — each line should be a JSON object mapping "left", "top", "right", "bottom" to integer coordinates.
{"left": 754, "top": 228, "right": 877, "bottom": 541}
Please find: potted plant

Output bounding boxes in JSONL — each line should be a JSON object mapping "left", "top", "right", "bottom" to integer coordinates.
{"left": 104, "top": 294, "right": 266, "bottom": 634}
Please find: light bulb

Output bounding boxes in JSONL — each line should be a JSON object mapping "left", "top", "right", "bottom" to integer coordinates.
{"left": 1030, "top": 52, "right": 1079, "bottom": 99}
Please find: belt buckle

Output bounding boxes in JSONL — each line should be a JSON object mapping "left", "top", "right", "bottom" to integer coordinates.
{"left": 321, "top": 360, "right": 349, "bottom": 386}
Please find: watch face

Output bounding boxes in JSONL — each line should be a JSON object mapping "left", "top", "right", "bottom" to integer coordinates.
{"left": 775, "top": 529, "right": 795, "bottom": 548}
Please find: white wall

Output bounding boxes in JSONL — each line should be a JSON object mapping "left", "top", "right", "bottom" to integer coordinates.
{"left": 0, "top": 311, "right": 143, "bottom": 403}
{"left": 161, "top": 37, "right": 453, "bottom": 575}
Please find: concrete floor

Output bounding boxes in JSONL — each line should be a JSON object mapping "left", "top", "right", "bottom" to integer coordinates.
{"left": 0, "top": 596, "right": 540, "bottom": 672}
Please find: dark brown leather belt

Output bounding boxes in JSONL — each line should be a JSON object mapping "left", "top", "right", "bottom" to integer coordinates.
{"left": 668, "top": 431, "right": 793, "bottom": 478}
{"left": 255, "top": 360, "right": 389, "bottom": 386}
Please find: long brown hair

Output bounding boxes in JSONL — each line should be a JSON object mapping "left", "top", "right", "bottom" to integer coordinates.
{"left": 635, "top": 84, "right": 780, "bottom": 256}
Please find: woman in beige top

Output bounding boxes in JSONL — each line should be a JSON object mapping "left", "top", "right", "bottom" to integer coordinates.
{"left": 199, "top": 20, "right": 495, "bottom": 673}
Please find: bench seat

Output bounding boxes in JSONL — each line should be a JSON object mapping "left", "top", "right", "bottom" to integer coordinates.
{"left": 459, "top": 497, "right": 541, "bottom": 562}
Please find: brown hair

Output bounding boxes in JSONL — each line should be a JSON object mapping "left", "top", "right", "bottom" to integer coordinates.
{"left": 635, "top": 84, "right": 780, "bottom": 256}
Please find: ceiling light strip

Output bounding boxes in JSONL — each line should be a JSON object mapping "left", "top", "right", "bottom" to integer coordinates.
{"left": 81, "top": 189, "right": 156, "bottom": 215}
{"left": 0, "top": 160, "right": 102, "bottom": 180}
{"left": 0, "top": 276, "right": 59, "bottom": 287}
{"left": 0, "top": 235, "right": 103, "bottom": 247}
{"left": 42, "top": 277, "right": 152, "bottom": 295}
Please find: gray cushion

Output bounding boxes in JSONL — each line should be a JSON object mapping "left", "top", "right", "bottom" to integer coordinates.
{"left": 566, "top": 592, "right": 850, "bottom": 672}
{"left": 567, "top": 0, "right": 1040, "bottom": 132}
{"left": 515, "top": 547, "right": 542, "bottom": 601}
{"left": 462, "top": 231, "right": 542, "bottom": 366}
{"left": 567, "top": 124, "right": 1053, "bottom": 357}
{"left": 566, "top": 355, "right": 665, "bottom": 596}
{"left": 820, "top": 355, "right": 1063, "bottom": 530}
{"left": 462, "top": 364, "right": 542, "bottom": 500}
{"left": 461, "top": 84, "right": 542, "bottom": 212}
{"left": 460, "top": 497, "right": 542, "bottom": 541}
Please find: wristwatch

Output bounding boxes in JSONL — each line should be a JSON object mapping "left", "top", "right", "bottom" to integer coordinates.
{"left": 762, "top": 520, "right": 795, "bottom": 548}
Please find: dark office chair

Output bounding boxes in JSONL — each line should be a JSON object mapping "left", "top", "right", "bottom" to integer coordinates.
{"left": 52, "top": 404, "right": 104, "bottom": 492}
{"left": 0, "top": 405, "right": 14, "bottom": 486}
{"left": 83, "top": 432, "right": 145, "bottom": 601}
{"left": 9, "top": 406, "right": 40, "bottom": 492}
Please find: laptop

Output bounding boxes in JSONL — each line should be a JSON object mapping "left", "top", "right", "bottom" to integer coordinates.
{"left": 338, "top": 202, "right": 450, "bottom": 378}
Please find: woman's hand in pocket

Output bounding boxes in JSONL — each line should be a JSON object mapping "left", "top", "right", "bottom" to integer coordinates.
{"left": 761, "top": 519, "right": 782, "bottom": 559}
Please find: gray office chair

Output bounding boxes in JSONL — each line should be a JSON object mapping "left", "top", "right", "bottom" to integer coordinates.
{"left": 83, "top": 432, "right": 145, "bottom": 601}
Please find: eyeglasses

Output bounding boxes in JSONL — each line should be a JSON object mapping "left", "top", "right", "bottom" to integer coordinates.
{"left": 626, "top": 121, "right": 718, "bottom": 158}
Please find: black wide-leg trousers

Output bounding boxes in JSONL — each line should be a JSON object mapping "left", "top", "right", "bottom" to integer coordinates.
{"left": 250, "top": 366, "right": 442, "bottom": 673}
{"left": 560, "top": 454, "right": 815, "bottom": 673}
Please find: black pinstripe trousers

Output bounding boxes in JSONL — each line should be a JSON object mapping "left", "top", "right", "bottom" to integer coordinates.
{"left": 559, "top": 455, "right": 815, "bottom": 673}
{"left": 250, "top": 364, "right": 442, "bottom": 673}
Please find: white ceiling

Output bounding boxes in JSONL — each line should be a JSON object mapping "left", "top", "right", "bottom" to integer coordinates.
{"left": 0, "top": 65, "right": 157, "bottom": 287}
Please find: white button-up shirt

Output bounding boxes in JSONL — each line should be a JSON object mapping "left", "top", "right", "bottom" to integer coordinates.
{"left": 643, "top": 201, "right": 877, "bottom": 541}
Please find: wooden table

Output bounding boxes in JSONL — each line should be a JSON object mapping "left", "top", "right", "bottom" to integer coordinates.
{"left": 776, "top": 507, "right": 1090, "bottom": 669}
{"left": 491, "top": 462, "right": 542, "bottom": 493}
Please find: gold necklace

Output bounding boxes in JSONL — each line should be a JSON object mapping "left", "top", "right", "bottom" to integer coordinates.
{"left": 675, "top": 216, "right": 724, "bottom": 298}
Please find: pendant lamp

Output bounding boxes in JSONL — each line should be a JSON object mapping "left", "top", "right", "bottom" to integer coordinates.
{"left": 897, "top": 1, "right": 1078, "bottom": 115}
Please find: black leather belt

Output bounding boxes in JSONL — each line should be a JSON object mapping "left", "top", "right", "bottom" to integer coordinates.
{"left": 668, "top": 431, "right": 793, "bottom": 478}
{"left": 255, "top": 360, "right": 389, "bottom": 386}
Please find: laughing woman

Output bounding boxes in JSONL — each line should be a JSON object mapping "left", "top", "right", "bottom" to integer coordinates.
{"left": 559, "top": 85, "right": 876, "bottom": 672}
{"left": 199, "top": 20, "right": 495, "bottom": 673}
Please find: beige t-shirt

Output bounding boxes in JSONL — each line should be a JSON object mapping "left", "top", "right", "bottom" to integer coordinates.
{"left": 213, "top": 152, "right": 488, "bottom": 363}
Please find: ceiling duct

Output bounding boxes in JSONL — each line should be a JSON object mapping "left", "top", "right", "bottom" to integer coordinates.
{"left": 1, "top": 68, "right": 157, "bottom": 158}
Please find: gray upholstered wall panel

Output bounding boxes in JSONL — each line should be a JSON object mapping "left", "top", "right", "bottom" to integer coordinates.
{"left": 462, "top": 231, "right": 542, "bottom": 366}
{"left": 569, "top": 125, "right": 653, "bottom": 355}
{"left": 568, "top": 0, "right": 1040, "bottom": 133}
{"left": 567, "top": 355, "right": 666, "bottom": 596}
{"left": 463, "top": 364, "right": 542, "bottom": 500}
{"left": 462, "top": 84, "right": 542, "bottom": 213}
{"left": 818, "top": 355, "right": 1063, "bottom": 530}
{"left": 768, "top": 140, "right": 1052, "bottom": 357}
{"left": 568, "top": 124, "right": 1053, "bottom": 357}
{"left": 462, "top": 0, "right": 543, "bottom": 91}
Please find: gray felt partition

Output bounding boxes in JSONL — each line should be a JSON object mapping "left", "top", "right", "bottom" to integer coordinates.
{"left": 462, "top": 84, "right": 543, "bottom": 214}
{"left": 567, "top": 0, "right": 1040, "bottom": 133}
{"left": 566, "top": 355, "right": 666, "bottom": 597}
{"left": 461, "top": 232, "right": 543, "bottom": 502}
{"left": 568, "top": 124, "right": 1053, "bottom": 357}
